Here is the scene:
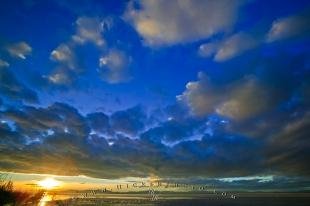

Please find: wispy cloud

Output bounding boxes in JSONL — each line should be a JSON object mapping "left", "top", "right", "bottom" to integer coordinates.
{"left": 6, "top": 42, "right": 32, "bottom": 59}
{"left": 0, "top": 59, "right": 9, "bottom": 68}
{"left": 198, "top": 32, "right": 259, "bottom": 62}
{"left": 266, "top": 13, "right": 310, "bottom": 42}
{"left": 72, "top": 16, "right": 106, "bottom": 48}
{"left": 99, "top": 49, "right": 132, "bottom": 83}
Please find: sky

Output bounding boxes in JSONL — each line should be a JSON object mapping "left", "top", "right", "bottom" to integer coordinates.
{"left": 0, "top": 0, "right": 310, "bottom": 191}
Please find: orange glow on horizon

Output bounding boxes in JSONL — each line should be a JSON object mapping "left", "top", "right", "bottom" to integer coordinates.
{"left": 37, "top": 178, "right": 61, "bottom": 190}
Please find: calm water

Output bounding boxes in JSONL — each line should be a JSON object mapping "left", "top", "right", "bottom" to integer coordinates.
{"left": 41, "top": 192, "right": 310, "bottom": 206}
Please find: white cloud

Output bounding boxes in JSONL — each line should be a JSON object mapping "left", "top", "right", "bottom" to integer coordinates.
{"left": 125, "top": 0, "right": 243, "bottom": 46}
{"left": 72, "top": 16, "right": 106, "bottom": 48}
{"left": 7, "top": 42, "right": 32, "bottom": 59}
{"left": 98, "top": 49, "right": 131, "bottom": 84}
{"left": 266, "top": 14, "right": 310, "bottom": 42}
{"left": 0, "top": 59, "right": 9, "bottom": 68}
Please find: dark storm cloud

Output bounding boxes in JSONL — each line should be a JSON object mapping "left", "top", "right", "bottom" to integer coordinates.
{"left": 141, "top": 117, "right": 206, "bottom": 146}
{"left": 0, "top": 121, "right": 24, "bottom": 149}
{"left": 162, "top": 134, "right": 263, "bottom": 177}
{"left": 0, "top": 102, "right": 264, "bottom": 179}
{"left": 2, "top": 102, "right": 89, "bottom": 140}
{"left": 86, "top": 112, "right": 110, "bottom": 134}
{"left": 266, "top": 112, "right": 310, "bottom": 176}
{"left": 0, "top": 98, "right": 309, "bottom": 180}
{"left": 110, "top": 105, "right": 146, "bottom": 137}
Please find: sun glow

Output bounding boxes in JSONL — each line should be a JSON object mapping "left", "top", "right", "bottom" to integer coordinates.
{"left": 38, "top": 178, "right": 61, "bottom": 190}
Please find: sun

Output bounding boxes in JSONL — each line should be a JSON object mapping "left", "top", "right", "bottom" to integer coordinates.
{"left": 38, "top": 178, "right": 61, "bottom": 190}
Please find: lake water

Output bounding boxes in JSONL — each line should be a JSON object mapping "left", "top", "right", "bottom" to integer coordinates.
{"left": 40, "top": 192, "right": 310, "bottom": 206}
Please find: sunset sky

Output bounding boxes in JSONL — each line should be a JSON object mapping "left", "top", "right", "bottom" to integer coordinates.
{"left": 0, "top": 0, "right": 309, "bottom": 192}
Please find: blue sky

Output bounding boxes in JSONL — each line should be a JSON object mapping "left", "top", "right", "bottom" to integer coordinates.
{"left": 0, "top": 0, "right": 310, "bottom": 191}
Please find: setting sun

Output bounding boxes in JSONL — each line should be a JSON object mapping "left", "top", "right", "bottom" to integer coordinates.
{"left": 38, "top": 178, "right": 61, "bottom": 190}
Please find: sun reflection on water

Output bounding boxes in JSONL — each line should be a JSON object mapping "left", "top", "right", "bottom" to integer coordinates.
{"left": 39, "top": 193, "right": 53, "bottom": 206}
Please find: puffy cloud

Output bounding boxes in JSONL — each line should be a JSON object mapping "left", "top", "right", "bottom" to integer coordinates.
{"left": 72, "top": 16, "right": 106, "bottom": 48}
{"left": 125, "top": 0, "right": 243, "bottom": 46}
{"left": 178, "top": 72, "right": 278, "bottom": 120}
{"left": 198, "top": 32, "right": 258, "bottom": 61}
{"left": 99, "top": 49, "right": 131, "bottom": 83}
{"left": 6, "top": 41, "right": 32, "bottom": 59}
{"left": 266, "top": 13, "right": 310, "bottom": 42}
{"left": 177, "top": 72, "right": 224, "bottom": 117}
{"left": 216, "top": 77, "right": 271, "bottom": 120}
{"left": 0, "top": 59, "right": 9, "bottom": 68}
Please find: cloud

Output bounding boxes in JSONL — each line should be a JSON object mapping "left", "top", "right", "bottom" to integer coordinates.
{"left": 214, "top": 33, "right": 258, "bottom": 61}
{"left": 141, "top": 117, "right": 205, "bottom": 147}
{"left": 266, "top": 112, "right": 310, "bottom": 175}
{"left": 0, "top": 103, "right": 146, "bottom": 178}
{"left": 198, "top": 32, "right": 259, "bottom": 62}
{"left": 48, "top": 45, "right": 81, "bottom": 86}
{"left": 198, "top": 42, "right": 218, "bottom": 58}
{"left": 178, "top": 72, "right": 280, "bottom": 120}
{"left": 86, "top": 112, "right": 110, "bottom": 134}
{"left": 0, "top": 59, "right": 9, "bottom": 68}
{"left": 110, "top": 105, "right": 146, "bottom": 137}
{"left": 177, "top": 72, "right": 224, "bottom": 117}
{"left": 46, "top": 67, "right": 74, "bottom": 85}
{"left": 48, "top": 16, "right": 131, "bottom": 86}
{"left": 50, "top": 44, "right": 80, "bottom": 71}
{"left": 0, "top": 67, "right": 38, "bottom": 103}
{"left": 0, "top": 100, "right": 309, "bottom": 179}
{"left": 6, "top": 41, "right": 32, "bottom": 59}
{"left": 98, "top": 49, "right": 131, "bottom": 83}
{"left": 125, "top": 0, "right": 243, "bottom": 46}
{"left": 266, "top": 13, "right": 310, "bottom": 42}
{"left": 72, "top": 16, "right": 106, "bottom": 48}
{"left": 215, "top": 77, "right": 272, "bottom": 120}
{"left": 164, "top": 133, "right": 262, "bottom": 177}
{"left": 47, "top": 17, "right": 106, "bottom": 86}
